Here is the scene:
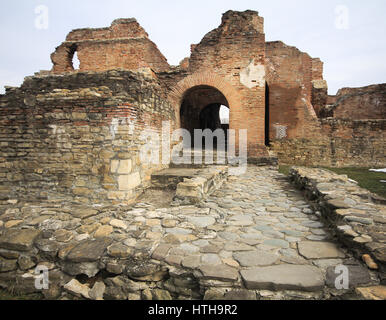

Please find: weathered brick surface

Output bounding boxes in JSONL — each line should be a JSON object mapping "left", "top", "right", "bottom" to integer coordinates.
{"left": 311, "top": 80, "right": 328, "bottom": 117}
{"left": 51, "top": 19, "right": 169, "bottom": 74}
{"left": 165, "top": 10, "right": 269, "bottom": 158}
{"left": 320, "top": 84, "right": 386, "bottom": 120}
{"left": 265, "top": 41, "right": 322, "bottom": 141}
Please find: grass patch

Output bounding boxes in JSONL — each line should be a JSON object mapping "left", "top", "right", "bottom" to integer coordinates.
{"left": 324, "top": 167, "right": 386, "bottom": 199}
{"left": 278, "top": 165, "right": 386, "bottom": 199}
{"left": 278, "top": 165, "right": 291, "bottom": 176}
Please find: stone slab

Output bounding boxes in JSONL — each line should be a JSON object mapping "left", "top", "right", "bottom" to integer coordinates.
{"left": 241, "top": 265, "right": 325, "bottom": 292}
{"left": 186, "top": 216, "right": 215, "bottom": 228}
{"left": 355, "top": 286, "right": 386, "bottom": 300}
{"left": 233, "top": 251, "right": 279, "bottom": 267}
{"left": 199, "top": 264, "right": 239, "bottom": 282}
{"left": 66, "top": 238, "right": 113, "bottom": 262}
{"left": 72, "top": 207, "right": 99, "bottom": 219}
{"left": 298, "top": 241, "right": 345, "bottom": 260}
{"left": 0, "top": 229, "right": 41, "bottom": 251}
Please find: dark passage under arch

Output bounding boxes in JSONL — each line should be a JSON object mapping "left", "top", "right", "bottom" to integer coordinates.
{"left": 180, "top": 85, "right": 229, "bottom": 150}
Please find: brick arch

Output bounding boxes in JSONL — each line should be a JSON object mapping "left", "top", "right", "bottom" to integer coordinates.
{"left": 168, "top": 72, "right": 240, "bottom": 110}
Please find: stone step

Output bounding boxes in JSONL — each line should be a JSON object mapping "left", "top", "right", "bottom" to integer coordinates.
{"left": 240, "top": 264, "right": 325, "bottom": 292}
{"left": 151, "top": 166, "right": 229, "bottom": 203}
{"left": 151, "top": 168, "right": 205, "bottom": 190}
{"left": 170, "top": 149, "right": 278, "bottom": 168}
{"left": 170, "top": 149, "right": 230, "bottom": 168}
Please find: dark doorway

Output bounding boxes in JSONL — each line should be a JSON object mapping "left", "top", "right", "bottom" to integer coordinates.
{"left": 198, "top": 104, "right": 229, "bottom": 149}
{"left": 180, "top": 85, "right": 229, "bottom": 150}
{"left": 199, "top": 104, "right": 222, "bottom": 132}
{"left": 265, "top": 82, "right": 270, "bottom": 146}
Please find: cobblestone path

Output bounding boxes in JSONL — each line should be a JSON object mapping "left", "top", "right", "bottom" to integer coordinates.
{"left": 0, "top": 166, "right": 378, "bottom": 299}
{"left": 146, "top": 166, "right": 376, "bottom": 298}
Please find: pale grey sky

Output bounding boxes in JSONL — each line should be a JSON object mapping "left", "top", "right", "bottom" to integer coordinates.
{"left": 0, "top": 0, "right": 385, "bottom": 94}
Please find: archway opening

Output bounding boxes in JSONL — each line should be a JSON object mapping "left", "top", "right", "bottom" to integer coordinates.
{"left": 180, "top": 85, "right": 229, "bottom": 150}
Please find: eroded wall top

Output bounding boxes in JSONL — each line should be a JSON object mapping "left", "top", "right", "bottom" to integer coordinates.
{"left": 187, "top": 10, "right": 265, "bottom": 73}
{"left": 65, "top": 18, "right": 149, "bottom": 41}
{"left": 51, "top": 18, "right": 169, "bottom": 74}
{"left": 320, "top": 83, "right": 386, "bottom": 119}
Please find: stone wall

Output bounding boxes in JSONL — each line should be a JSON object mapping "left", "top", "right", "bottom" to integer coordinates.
{"left": 0, "top": 70, "right": 176, "bottom": 204}
{"left": 272, "top": 119, "right": 386, "bottom": 168}
{"left": 289, "top": 167, "right": 385, "bottom": 282}
{"left": 320, "top": 119, "right": 386, "bottom": 167}
{"left": 48, "top": 10, "right": 381, "bottom": 163}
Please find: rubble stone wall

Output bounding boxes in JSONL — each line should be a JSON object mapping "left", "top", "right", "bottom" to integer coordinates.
{"left": 272, "top": 119, "right": 386, "bottom": 167}
{"left": 289, "top": 167, "right": 386, "bottom": 281}
{"left": 0, "top": 70, "right": 176, "bottom": 203}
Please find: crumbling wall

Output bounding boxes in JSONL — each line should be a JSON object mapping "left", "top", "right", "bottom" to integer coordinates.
{"left": 166, "top": 10, "right": 269, "bottom": 158}
{"left": 320, "top": 119, "right": 386, "bottom": 167}
{"left": 0, "top": 70, "right": 176, "bottom": 203}
{"left": 266, "top": 46, "right": 385, "bottom": 168}
{"left": 3, "top": 10, "right": 384, "bottom": 174}
{"left": 265, "top": 41, "right": 322, "bottom": 142}
{"left": 310, "top": 58, "right": 328, "bottom": 117}
{"left": 272, "top": 119, "right": 386, "bottom": 167}
{"left": 311, "top": 58, "right": 324, "bottom": 81}
{"left": 51, "top": 19, "right": 169, "bottom": 74}
{"left": 320, "top": 84, "right": 386, "bottom": 120}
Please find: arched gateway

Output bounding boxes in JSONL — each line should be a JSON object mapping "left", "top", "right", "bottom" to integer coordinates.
{"left": 168, "top": 71, "right": 269, "bottom": 159}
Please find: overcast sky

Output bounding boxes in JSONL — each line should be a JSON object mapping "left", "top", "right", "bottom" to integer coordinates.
{"left": 0, "top": 0, "right": 385, "bottom": 95}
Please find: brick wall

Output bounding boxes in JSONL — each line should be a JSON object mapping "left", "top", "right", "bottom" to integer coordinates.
{"left": 166, "top": 10, "right": 269, "bottom": 158}
{"left": 51, "top": 19, "right": 169, "bottom": 74}
{"left": 0, "top": 70, "right": 176, "bottom": 204}
{"left": 265, "top": 41, "right": 322, "bottom": 141}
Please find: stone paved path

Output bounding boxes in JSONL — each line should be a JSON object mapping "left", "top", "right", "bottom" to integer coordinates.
{"left": 0, "top": 166, "right": 379, "bottom": 299}
{"left": 144, "top": 166, "right": 376, "bottom": 297}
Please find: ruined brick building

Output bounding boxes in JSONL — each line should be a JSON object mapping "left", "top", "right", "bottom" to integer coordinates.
{"left": 0, "top": 10, "right": 385, "bottom": 203}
